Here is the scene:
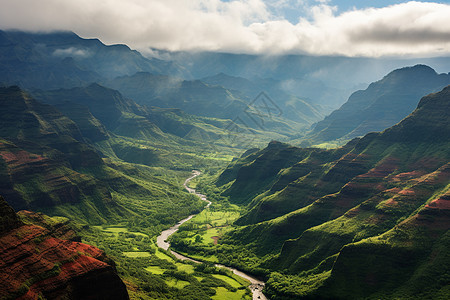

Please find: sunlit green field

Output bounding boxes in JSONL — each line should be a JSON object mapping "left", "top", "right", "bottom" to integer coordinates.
{"left": 123, "top": 252, "right": 152, "bottom": 258}
{"left": 212, "top": 274, "right": 243, "bottom": 288}
{"left": 212, "top": 287, "right": 249, "bottom": 300}
{"left": 82, "top": 224, "right": 252, "bottom": 299}
{"left": 170, "top": 203, "right": 241, "bottom": 249}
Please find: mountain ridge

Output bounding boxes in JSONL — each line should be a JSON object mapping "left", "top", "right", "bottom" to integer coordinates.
{"left": 0, "top": 30, "right": 187, "bottom": 89}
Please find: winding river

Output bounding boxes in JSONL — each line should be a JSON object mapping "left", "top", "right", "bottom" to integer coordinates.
{"left": 156, "top": 170, "right": 267, "bottom": 300}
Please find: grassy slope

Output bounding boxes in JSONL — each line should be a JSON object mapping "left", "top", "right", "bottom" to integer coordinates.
{"left": 171, "top": 86, "right": 450, "bottom": 299}
{"left": 0, "top": 86, "right": 261, "bottom": 299}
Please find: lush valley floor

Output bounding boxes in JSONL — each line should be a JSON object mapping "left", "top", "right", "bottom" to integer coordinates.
{"left": 74, "top": 165, "right": 256, "bottom": 299}
{"left": 81, "top": 222, "right": 252, "bottom": 299}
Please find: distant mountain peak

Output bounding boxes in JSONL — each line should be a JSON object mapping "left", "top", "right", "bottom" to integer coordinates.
{"left": 382, "top": 64, "right": 437, "bottom": 80}
{"left": 307, "top": 64, "right": 450, "bottom": 143}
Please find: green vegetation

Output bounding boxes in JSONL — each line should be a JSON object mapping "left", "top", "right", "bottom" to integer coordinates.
{"left": 1, "top": 50, "right": 450, "bottom": 300}
{"left": 80, "top": 224, "right": 252, "bottom": 300}
{"left": 169, "top": 200, "right": 243, "bottom": 259}
{"left": 212, "top": 275, "right": 242, "bottom": 289}
{"left": 212, "top": 287, "right": 248, "bottom": 300}
{"left": 123, "top": 252, "right": 152, "bottom": 258}
{"left": 179, "top": 87, "right": 450, "bottom": 299}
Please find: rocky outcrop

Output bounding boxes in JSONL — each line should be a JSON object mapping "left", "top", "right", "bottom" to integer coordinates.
{"left": 18, "top": 210, "right": 80, "bottom": 242}
{"left": 0, "top": 196, "right": 129, "bottom": 300}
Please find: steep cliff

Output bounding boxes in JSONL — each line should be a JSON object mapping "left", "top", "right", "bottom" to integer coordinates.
{"left": 0, "top": 195, "right": 129, "bottom": 300}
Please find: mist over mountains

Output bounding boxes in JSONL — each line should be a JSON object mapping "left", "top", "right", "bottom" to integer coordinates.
{"left": 302, "top": 64, "right": 450, "bottom": 146}
{"left": 3, "top": 30, "right": 450, "bottom": 109}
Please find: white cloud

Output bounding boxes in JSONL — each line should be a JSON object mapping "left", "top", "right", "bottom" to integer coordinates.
{"left": 53, "top": 47, "right": 92, "bottom": 58}
{"left": 0, "top": 0, "right": 449, "bottom": 57}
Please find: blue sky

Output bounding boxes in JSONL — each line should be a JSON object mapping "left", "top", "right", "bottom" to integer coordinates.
{"left": 266, "top": 0, "right": 450, "bottom": 23}
{"left": 326, "top": 0, "right": 448, "bottom": 11}
{"left": 1, "top": 0, "right": 450, "bottom": 57}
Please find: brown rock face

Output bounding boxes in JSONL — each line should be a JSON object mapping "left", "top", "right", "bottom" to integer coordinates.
{"left": 0, "top": 196, "right": 129, "bottom": 300}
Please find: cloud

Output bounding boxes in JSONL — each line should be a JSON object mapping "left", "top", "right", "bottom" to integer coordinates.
{"left": 53, "top": 47, "right": 92, "bottom": 58}
{"left": 0, "top": 0, "right": 449, "bottom": 57}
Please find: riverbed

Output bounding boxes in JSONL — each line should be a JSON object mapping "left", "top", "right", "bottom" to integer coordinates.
{"left": 156, "top": 170, "right": 267, "bottom": 300}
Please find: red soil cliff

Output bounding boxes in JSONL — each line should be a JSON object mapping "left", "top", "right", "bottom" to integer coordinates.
{"left": 0, "top": 196, "right": 129, "bottom": 299}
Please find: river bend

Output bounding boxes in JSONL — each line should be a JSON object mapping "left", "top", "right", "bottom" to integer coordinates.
{"left": 156, "top": 170, "right": 266, "bottom": 300}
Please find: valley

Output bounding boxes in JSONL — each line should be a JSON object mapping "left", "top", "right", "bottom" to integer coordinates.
{"left": 0, "top": 28, "right": 449, "bottom": 300}
{"left": 156, "top": 170, "right": 266, "bottom": 300}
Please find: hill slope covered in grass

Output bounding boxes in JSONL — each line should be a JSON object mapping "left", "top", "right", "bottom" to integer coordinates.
{"left": 0, "top": 86, "right": 207, "bottom": 227}
{"left": 172, "top": 86, "right": 450, "bottom": 299}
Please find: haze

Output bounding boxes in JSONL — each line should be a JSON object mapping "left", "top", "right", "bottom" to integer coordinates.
{"left": 1, "top": 0, "right": 450, "bottom": 56}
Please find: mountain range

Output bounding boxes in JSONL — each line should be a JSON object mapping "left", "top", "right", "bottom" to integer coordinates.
{"left": 0, "top": 29, "right": 449, "bottom": 299}
{"left": 102, "top": 72, "right": 324, "bottom": 133}
{"left": 167, "top": 51, "right": 450, "bottom": 107}
{"left": 0, "top": 30, "right": 329, "bottom": 139}
{"left": 0, "top": 30, "right": 186, "bottom": 89}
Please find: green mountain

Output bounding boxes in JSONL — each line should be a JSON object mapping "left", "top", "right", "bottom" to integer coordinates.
{"left": 39, "top": 99, "right": 110, "bottom": 143}
{"left": 181, "top": 86, "right": 450, "bottom": 299}
{"left": 104, "top": 72, "right": 248, "bottom": 118}
{"left": 0, "top": 86, "right": 206, "bottom": 227}
{"left": 31, "top": 83, "right": 293, "bottom": 169}
{"left": 102, "top": 72, "right": 308, "bottom": 135}
{"left": 305, "top": 65, "right": 450, "bottom": 145}
{"left": 201, "top": 72, "right": 326, "bottom": 123}
{"left": 0, "top": 86, "right": 125, "bottom": 221}
{"left": 32, "top": 83, "right": 158, "bottom": 136}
